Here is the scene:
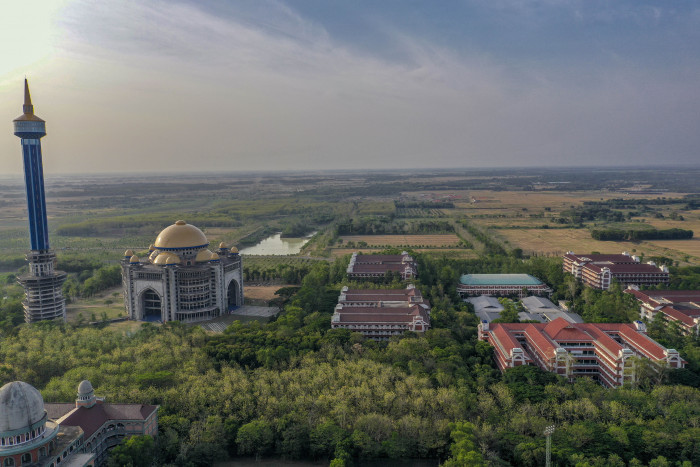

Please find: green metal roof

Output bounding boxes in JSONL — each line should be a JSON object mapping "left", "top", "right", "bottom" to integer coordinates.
{"left": 459, "top": 274, "right": 544, "bottom": 286}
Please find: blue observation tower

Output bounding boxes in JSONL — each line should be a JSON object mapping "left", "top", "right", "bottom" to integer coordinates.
{"left": 14, "top": 79, "right": 66, "bottom": 322}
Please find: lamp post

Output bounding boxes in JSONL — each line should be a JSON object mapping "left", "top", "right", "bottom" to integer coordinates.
{"left": 544, "top": 425, "right": 555, "bottom": 467}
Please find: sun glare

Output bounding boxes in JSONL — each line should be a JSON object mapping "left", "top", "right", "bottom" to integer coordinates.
{"left": 0, "top": 0, "right": 71, "bottom": 79}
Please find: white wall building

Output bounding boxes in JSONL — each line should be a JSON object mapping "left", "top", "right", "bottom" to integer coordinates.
{"left": 121, "top": 220, "right": 243, "bottom": 323}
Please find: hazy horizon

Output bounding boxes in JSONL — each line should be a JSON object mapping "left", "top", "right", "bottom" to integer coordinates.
{"left": 2, "top": 1, "right": 699, "bottom": 174}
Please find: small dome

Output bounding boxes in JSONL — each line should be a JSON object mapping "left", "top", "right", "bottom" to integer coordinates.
{"left": 195, "top": 249, "right": 213, "bottom": 262}
{"left": 210, "top": 252, "right": 220, "bottom": 261}
{"left": 129, "top": 255, "right": 140, "bottom": 264}
{"left": 124, "top": 249, "right": 134, "bottom": 257}
{"left": 154, "top": 220, "right": 208, "bottom": 250}
{"left": 219, "top": 242, "right": 228, "bottom": 249}
{"left": 229, "top": 246, "right": 239, "bottom": 254}
{"left": 154, "top": 252, "right": 180, "bottom": 265}
{"left": 165, "top": 255, "right": 181, "bottom": 265}
{"left": 77, "top": 380, "right": 93, "bottom": 395}
{"left": 0, "top": 382, "right": 46, "bottom": 434}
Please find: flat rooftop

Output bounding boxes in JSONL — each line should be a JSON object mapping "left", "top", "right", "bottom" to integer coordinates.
{"left": 460, "top": 274, "right": 544, "bottom": 286}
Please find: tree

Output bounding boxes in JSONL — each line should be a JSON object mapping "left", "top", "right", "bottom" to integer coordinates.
{"left": 442, "top": 421, "right": 486, "bottom": 467}
{"left": 236, "top": 420, "right": 274, "bottom": 456}
{"left": 107, "top": 435, "right": 155, "bottom": 467}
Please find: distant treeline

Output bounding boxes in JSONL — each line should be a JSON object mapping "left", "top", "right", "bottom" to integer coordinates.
{"left": 336, "top": 218, "right": 454, "bottom": 235}
{"left": 583, "top": 194, "right": 700, "bottom": 209}
{"left": 554, "top": 206, "right": 625, "bottom": 224}
{"left": 394, "top": 200, "right": 455, "bottom": 209}
{"left": 591, "top": 228, "right": 693, "bottom": 241}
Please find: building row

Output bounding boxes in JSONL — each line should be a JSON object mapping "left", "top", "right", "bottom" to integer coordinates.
{"left": 563, "top": 252, "right": 669, "bottom": 290}
{"left": 478, "top": 318, "right": 685, "bottom": 387}
{"left": 626, "top": 287, "right": 700, "bottom": 336}
{"left": 346, "top": 252, "right": 417, "bottom": 280}
{"left": 331, "top": 285, "right": 431, "bottom": 340}
{"left": 0, "top": 380, "right": 157, "bottom": 467}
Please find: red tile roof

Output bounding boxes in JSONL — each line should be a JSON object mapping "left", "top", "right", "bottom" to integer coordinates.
{"left": 492, "top": 325, "right": 525, "bottom": 356}
{"left": 523, "top": 323, "right": 557, "bottom": 359}
{"left": 616, "top": 324, "right": 667, "bottom": 359}
{"left": 354, "top": 255, "right": 409, "bottom": 264}
{"left": 58, "top": 402, "right": 157, "bottom": 439}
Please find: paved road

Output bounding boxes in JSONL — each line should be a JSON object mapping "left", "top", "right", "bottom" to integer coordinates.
{"left": 197, "top": 305, "right": 279, "bottom": 333}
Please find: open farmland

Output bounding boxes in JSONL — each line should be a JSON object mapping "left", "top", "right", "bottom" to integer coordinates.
{"left": 341, "top": 234, "right": 462, "bottom": 247}
{"left": 495, "top": 228, "right": 698, "bottom": 264}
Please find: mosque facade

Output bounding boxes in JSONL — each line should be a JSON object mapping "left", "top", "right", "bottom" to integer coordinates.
{"left": 121, "top": 220, "right": 244, "bottom": 323}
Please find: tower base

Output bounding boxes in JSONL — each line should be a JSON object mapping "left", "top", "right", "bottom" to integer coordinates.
{"left": 18, "top": 250, "right": 67, "bottom": 323}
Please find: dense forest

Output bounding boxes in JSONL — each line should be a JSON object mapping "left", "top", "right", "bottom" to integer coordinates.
{"left": 1, "top": 252, "right": 699, "bottom": 466}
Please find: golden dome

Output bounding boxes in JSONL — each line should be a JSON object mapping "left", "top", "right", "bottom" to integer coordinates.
{"left": 124, "top": 249, "right": 134, "bottom": 257}
{"left": 165, "top": 255, "right": 181, "bottom": 265}
{"left": 230, "top": 246, "right": 239, "bottom": 254}
{"left": 149, "top": 250, "right": 159, "bottom": 262}
{"left": 195, "top": 249, "right": 214, "bottom": 262}
{"left": 210, "top": 252, "right": 220, "bottom": 261}
{"left": 153, "top": 252, "right": 180, "bottom": 265}
{"left": 219, "top": 242, "right": 228, "bottom": 249}
{"left": 129, "top": 255, "right": 140, "bottom": 264}
{"left": 154, "top": 220, "right": 208, "bottom": 249}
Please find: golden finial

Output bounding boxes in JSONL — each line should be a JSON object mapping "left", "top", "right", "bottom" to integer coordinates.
{"left": 23, "top": 78, "right": 34, "bottom": 115}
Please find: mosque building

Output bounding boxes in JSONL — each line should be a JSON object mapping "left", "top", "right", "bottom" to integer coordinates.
{"left": 121, "top": 220, "right": 244, "bottom": 323}
{"left": 0, "top": 379, "right": 158, "bottom": 467}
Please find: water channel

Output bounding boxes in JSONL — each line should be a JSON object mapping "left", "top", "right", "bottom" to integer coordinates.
{"left": 239, "top": 232, "right": 315, "bottom": 256}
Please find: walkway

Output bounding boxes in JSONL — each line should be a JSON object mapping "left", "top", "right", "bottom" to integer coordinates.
{"left": 197, "top": 305, "right": 279, "bottom": 333}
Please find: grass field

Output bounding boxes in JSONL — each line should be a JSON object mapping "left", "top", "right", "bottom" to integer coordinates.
{"left": 496, "top": 228, "right": 698, "bottom": 263}
{"left": 340, "top": 234, "right": 462, "bottom": 247}
{"left": 65, "top": 286, "right": 127, "bottom": 323}
{"left": 244, "top": 285, "right": 294, "bottom": 301}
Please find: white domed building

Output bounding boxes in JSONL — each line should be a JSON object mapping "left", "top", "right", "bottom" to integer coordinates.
{"left": 121, "top": 220, "right": 244, "bottom": 323}
{"left": 0, "top": 381, "right": 94, "bottom": 466}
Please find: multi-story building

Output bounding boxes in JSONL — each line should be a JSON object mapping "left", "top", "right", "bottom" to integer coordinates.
{"left": 563, "top": 252, "right": 669, "bottom": 290}
{"left": 457, "top": 274, "right": 551, "bottom": 298}
{"left": 625, "top": 287, "right": 700, "bottom": 336}
{"left": 121, "top": 220, "right": 243, "bottom": 323}
{"left": 346, "top": 252, "right": 417, "bottom": 280}
{"left": 331, "top": 285, "right": 430, "bottom": 340}
{"left": 13, "top": 80, "right": 67, "bottom": 323}
{"left": 45, "top": 381, "right": 158, "bottom": 466}
{"left": 479, "top": 318, "right": 685, "bottom": 387}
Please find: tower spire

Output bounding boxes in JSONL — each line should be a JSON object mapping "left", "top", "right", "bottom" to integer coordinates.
{"left": 23, "top": 78, "right": 34, "bottom": 115}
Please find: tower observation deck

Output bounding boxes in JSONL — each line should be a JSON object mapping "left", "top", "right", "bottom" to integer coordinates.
{"left": 13, "top": 79, "right": 66, "bottom": 322}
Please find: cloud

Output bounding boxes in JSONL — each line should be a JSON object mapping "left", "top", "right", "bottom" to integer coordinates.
{"left": 0, "top": 0, "right": 698, "bottom": 173}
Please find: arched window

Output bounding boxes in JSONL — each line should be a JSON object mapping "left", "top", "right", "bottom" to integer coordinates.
{"left": 4, "top": 458, "right": 15, "bottom": 466}
{"left": 21, "top": 453, "right": 31, "bottom": 465}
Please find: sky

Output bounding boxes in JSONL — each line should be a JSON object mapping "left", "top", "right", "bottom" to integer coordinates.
{"left": 0, "top": 0, "right": 699, "bottom": 174}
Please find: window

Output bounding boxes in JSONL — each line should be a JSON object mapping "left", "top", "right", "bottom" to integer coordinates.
{"left": 21, "top": 453, "right": 31, "bottom": 465}
{"left": 5, "top": 458, "right": 15, "bottom": 466}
